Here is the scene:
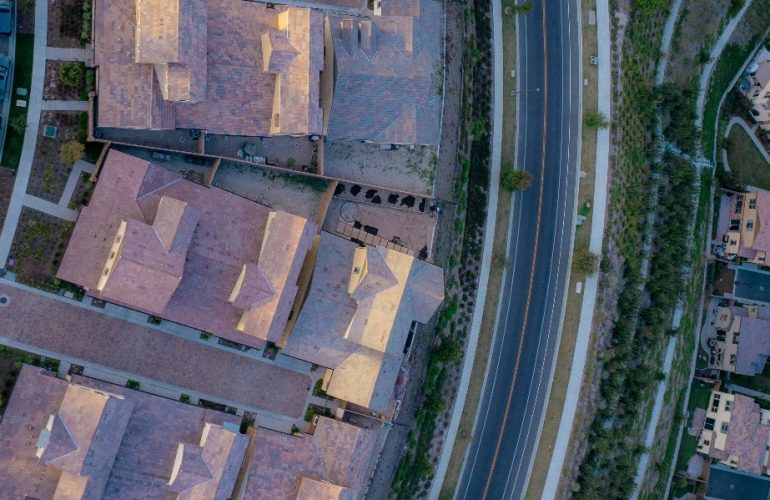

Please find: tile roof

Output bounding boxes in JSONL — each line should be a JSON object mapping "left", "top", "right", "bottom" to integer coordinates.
{"left": 750, "top": 191, "right": 770, "bottom": 256}
{"left": 57, "top": 149, "right": 317, "bottom": 348}
{"left": 326, "top": 0, "right": 441, "bottom": 145}
{"left": 94, "top": 0, "right": 323, "bottom": 136}
{"left": 0, "top": 280, "right": 311, "bottom": 417}
{"left": 283, "top": 232, "right": 443, "bottom": 410}
{"left": 296, "top": 477, "right": 356, "bottom": 500}
{"left": 243, "top": 416, "right": 376, "bottom": 498}
{"left": 724, "top": 394, "right": 770, "bottom": 475}
{"left": 735, "top": 316, "right": 770, "bottom": 375}
{"left": 0, "top": 365, "right": 246, "bottom": 499}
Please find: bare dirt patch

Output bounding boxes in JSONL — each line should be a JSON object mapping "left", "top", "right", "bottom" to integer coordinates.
{"left": 17, "top": 0, "right": 35, "bottom": 35}
{"left": 7, "top": 207, "right": 73, "bottom": 289}
{"left": 47, "top": 0, "right": 88, "bottom": 48}
{"left": 28, "top": 112, "right": 82, "bottom": 203}
{"left": 0, "top": 167, "right": 14, "bottom": 224}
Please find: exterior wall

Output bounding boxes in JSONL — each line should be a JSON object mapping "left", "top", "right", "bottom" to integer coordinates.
{"left": 713, "top": 307, "right": 740, "bottom": 373}
{"left": 725, "top": 192, "right": 766, "bottom": 264}
{"left": 697, "top": 391, "right": 735, "bottom": 457}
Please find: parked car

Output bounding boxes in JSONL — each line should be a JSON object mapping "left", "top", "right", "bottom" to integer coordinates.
{"left": 0, "top": 54, "right": 11, "bottom": 95}
{"left": 0, "top": 1, "right": 12, "bottom": 36}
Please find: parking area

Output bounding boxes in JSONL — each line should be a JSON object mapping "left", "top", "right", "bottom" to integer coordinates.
{"left": 324, "top": 140, "right": 437, "bottom": 195}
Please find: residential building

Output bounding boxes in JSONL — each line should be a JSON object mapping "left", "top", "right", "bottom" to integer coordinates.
{"left": 282, "top": 231, "right": 444, "bottom": 413}
{"left": 741, "top": 47, "right": 770, "bottom": 131}
{"left": 325, "top": 0, "right": 442, "bottom": 144}
{"left": 0, "top": 365, "right": 377, "bottom": 499}
{"left": 57, "top": 149, "right": 316, "bottom": 350}
{"left": 715, "top": 189, "right": 770, "bottom": 264}
{"left": 696, "top": 390, "right": 770, "bottom": 476}
{"left": 93, "top": 0, "right": 324, "bottom": 136}
{"left": 708, "top": 303, "right": 770, "bottom": 376}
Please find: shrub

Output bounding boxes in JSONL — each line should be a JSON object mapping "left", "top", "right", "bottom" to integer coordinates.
{"left": 286, "top": 157, "right": 296, "bottom": 168}
{"left": 180, "top": 394, "right": 191, "bottom": 403}
{"left": 434, "top": 337, "right": 463, "bottom": 363}
{"left": 60, "top": 141, "right": 85, "bottom": 164}
{"left": 59, "top": 62, "right": 83, "bottom": 87}
{"left": 584, "top": 111, "right": 609, "bottom": 129}
{"left": 574, "top": 249, "right": 599, "bottom": 275}
{"left": 126, "top": 379, "right": 140, "bottom": 390}
{"left": 501, "top": 168, "right": 534, "bottom": 191}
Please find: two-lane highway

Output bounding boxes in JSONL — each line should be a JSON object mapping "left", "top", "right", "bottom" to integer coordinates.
{"left": 455, "top": 0, "right": 580, "bottom": 498}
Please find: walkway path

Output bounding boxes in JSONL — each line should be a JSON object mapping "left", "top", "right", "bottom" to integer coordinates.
{"left": 41, "top": 100, "right": 89, "bottom": 111}
{"left": 0, "top": 0, "right": 48, "bottom": 268}
{"left": 45, "top": 46, "right": 87, "bottom": 61}
{"left": 726, "top": 383, "right": 770, "bottom": 401}
{"left": 22, "top": 193, "right": 78, "bottom": 221}
{"left": 541, "top": 0, "right": 611, "bottom": 495}
{"left": 429, "top": 0, "right": 504, "bottom": 492}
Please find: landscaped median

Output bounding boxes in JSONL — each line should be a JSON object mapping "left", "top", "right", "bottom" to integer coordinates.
{"left": 1, "top": 33, "right": 34, "bottom": 169}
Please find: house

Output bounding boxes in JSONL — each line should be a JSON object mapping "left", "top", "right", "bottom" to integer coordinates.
{"left": 696, "top": 390, "right": 770, "bottom": 476}
{"left": 708, "top": 303, "right": 770, "bottom": 376}
{"left": 93, "top": 0, "right": 324, "bottom": 136}
{"left": 741, "top": 47, "right": 770, "bottom": 131}
{"left": 325, "top": 0, "right": 442, "bottom": 145}
{"left": 715, "top": 189, "right": 770, "bottom": 264}
{"left": 57, "top": 149, "right": 316, "bottom": 349}
{"left": 0, "top": 365, "right": 248, "bottom": 498}
{"left": 282, "top": 231, "right": 444, "bottom": 413}
{"left": 0, "top": 365, "right": 378, "bottom": 499}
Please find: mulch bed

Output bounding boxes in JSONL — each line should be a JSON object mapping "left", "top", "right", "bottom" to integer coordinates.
{"left": 0, "top": 167, "right": 14, "bottom": 226}
{"left": 67, "top": 170, "right": 93, "bottom": 209}
{"left": 43, "top": 60, "right": 85, "bottom": 100}
{"left": 17, "top": 0, "right": 35, "bottom": 35}
{"left": 27, "top": 111, "right": 82, "bottom": 203}
{"left": 8, "top": 206, "right": 73, "bottom": 288}
{"left": 47, "top": 0, "right": 87, "bottom": 48}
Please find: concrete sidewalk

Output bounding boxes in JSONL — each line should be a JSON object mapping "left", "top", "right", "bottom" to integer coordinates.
{"left": 22, "top": 194, "right": 78, "bottom": 221}
{"left": 45, "top": 46, "right": 88, "bottom": 61}
{"left": 0, "top": 0, "right": 48, "bottom": 268}
{"left": 429, "top": 0, "right": 504, "bottom": 493}
{"left": 542, "top": 0, "right": 611, "bottom": 495}
{"left": 41, "top": 100, "right": 89, "bottom": 111}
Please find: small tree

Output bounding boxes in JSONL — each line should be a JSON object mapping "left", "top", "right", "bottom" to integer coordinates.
{"left": 59, "top": 62, "right": 83, "bottom": 87}
{"left": 60, "top": 140, "right": 85, "bottom": 164}
{"left": 424, "top": 393, "right": 446, "bottom": 412}
{"left": 584, "top": 111, "right": 609, "bottom": 129}
{"left": 501, "top": 168, "right": 533, "bottom": 191}
{"left": 574, "top": 249, "right": 599, "bottom": 275}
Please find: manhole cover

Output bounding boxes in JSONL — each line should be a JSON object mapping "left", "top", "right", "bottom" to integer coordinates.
{"left": 0, "top": 294, "right": 10, "bottom": 307}
{"left": 340, "top": 202, "right": 358, "bottom": 223}
{"left": 44, "top": 125, "right": 57, "bottom": 138}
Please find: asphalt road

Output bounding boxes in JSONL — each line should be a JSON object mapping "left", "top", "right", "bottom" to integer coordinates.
{"left": 455, "top": 0, "right": 580, "bottom": 498}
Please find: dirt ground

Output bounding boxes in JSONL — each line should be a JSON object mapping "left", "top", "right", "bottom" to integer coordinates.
{"left": 212, "top": 160, "right": 327, "bottom": 222}
{"left": 27, "top": 112, "right": 82, "bottom": 203}
{"left": 666, "top": 0, "right": 732, "bottom": 87}
{"left": 8, "top": 207, "right": 73, "bottom": 288}
{"left": 324, "top": 140, "right": 437, "bottom": 196}
{"left": 205, "top": 134, "right": 319, "bottom": 172}
{"left": 16, "top": 0, "right": 35, "bottom": 35}
{"left": 44, "top": 60, "right": 86, "bottom": 101}
{"left": 48, "top": 0, "right": 88, "bottom": 48}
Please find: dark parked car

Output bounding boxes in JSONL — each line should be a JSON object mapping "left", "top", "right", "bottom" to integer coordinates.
{"left": 0, "top": 1, "right": 12, "bottom": 36}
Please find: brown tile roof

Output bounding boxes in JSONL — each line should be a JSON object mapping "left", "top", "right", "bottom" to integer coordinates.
{"left": 243, "top": 416, "right": 376, "bottom": 498}
{"left": 0, "top": 365, "right": 247, "bottom": 499}
{"left": 0, "top": 281, "right": 311, "bottom": 417}
{"left": 57, "top": 149, "right": 316, "bottom": 348}
{"left": 283, "top": 232, "right": 443, "bottom": 410}
{"left": 326, "top": 0, "right": 441, "bottom": 145}
{"left": 94, "top": 0, "right": 323, "bottom": 136}
{"left": 296, "top": 477, "right": 356, "bottom": 500}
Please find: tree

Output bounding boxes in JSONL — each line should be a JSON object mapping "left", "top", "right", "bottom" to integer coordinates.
{"left": 501, "top": 168, "right": 533, "bottom": 191}
{"left": 434, "top": 337, "right": 463, "bottom": 363}
{"left": 59, "top": 62, "right": 84, "bottom": 87}
{"left": 584, "top": 111, "right": 609, "bottom": 129}
{"left": 424, "top": 393, "right": 446, "bottom": 413}
{"left": 574, "top": 249, "right": 599, "bottom": 275}
{"left": 60, "top": 140, "right": 85, "bottom": 164}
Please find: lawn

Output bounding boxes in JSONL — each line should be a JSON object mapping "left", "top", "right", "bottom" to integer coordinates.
{"left": 730, "top": 362, "right": 770, "bottom": 394}
{"left": 725, "top": 124, "right": 770, "bottom": 190}
{"left": 673, "top": 380, "right": 712, "bottom": 471}
{"left": 1, "top": 34, "right": 35, "bottom": 169}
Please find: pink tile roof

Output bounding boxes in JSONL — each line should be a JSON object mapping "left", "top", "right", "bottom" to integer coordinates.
{"left": 243, "top": 416, "right": 377, "bottom": 498}
{"left": 57, "top": 149, "right": 316, "bottom": 348}
{"left": 296, "top": 477, "right": 356, "bottom": 500}
{"left": 0, "top": 281, "right": 311, "bottom": 417}
{"left": 283, "top": 232, "right": 444, "bottom": 410}
{"left": 725, "top": 394, "right": 770, "bottom": 475}
{"left": 94, "top": 0, "right": 323, "bottom": 136}
{"left": 0, "top": 365, "right": 252, "bottom": 499}
{"left": 327, "top": 0, "right": 441, "bottom": 144}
